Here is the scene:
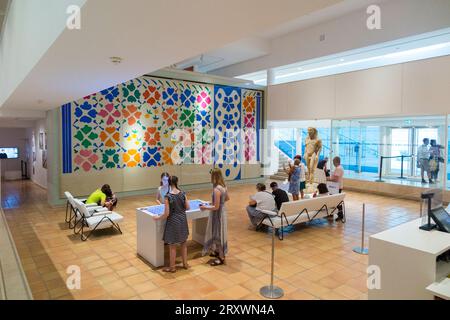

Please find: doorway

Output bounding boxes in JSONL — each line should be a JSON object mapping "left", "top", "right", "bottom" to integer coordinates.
{"left": 387, "top": 127, "right": 440, "bottom": 179}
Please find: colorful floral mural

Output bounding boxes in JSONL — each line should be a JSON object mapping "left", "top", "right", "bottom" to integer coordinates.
{"left": 62, "top": 76, "right": 262, "bottom": 178}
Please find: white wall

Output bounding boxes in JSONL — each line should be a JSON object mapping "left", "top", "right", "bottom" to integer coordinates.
{"left": 402, "top": 55, "right": 450, "bottom": 115}
{"left": 212, "top": 0, "right": 450, "bottom": 78}
{"left": 335, "top": 64, "right": 402, "bottom": 118}
{"left": 0, "top": 128, "right": 27, "bottom": 178}
{"left": 267, "top": 55, "right": 450, "bottom": 121}
{"left": 26, "top": 119, "right": 48, "bottom": 189}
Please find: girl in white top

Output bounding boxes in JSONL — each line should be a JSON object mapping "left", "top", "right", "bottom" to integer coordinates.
{"left": 156, "top": 172, "right": 170, "bottom": 205}
{"left": 314, "top": 158, "right": 328, "bottom": 184}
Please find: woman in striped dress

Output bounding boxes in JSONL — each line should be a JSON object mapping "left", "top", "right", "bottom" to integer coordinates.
{"left": 153, "top": 176, "right": 190, "bottom": 273}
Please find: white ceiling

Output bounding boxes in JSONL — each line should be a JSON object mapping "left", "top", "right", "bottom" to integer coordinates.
{"left": 258, "top": 0, "right": 390, "bottom": 39}
{"left": 175, "top": 37, "right": 271, "bottom": 73}
{"left": 237, "top": 28, "right": 450, "bottom": 85}
{"left": 183, "top": 0, "right": 389, "bottom": 73}
{"left": 0, "top": 0, "right": 343, "bottom": 113}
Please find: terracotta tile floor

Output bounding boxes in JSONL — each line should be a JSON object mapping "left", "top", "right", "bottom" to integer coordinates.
{"left": 1, "top": 180, "right": 420, "bottom": 300}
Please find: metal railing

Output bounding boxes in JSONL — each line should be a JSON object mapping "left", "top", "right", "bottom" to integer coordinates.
{"left": 274, "top": 140, "right": 296, "bottom": 159}
{"left": 375, "top": 155, "right": 414, "bottom": 182}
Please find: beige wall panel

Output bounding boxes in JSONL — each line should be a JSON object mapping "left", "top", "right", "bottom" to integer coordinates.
{"left": 335, "top": 65, "right": 402, "bottom": 118}
{"left": 267, "top": 84, "right": 289, "bottom": 120}
{"left": 122, "top": 166, "right": 181, "bottom": 192}
{"left": 60, "top": 170, "right": 123, "bottom": 198}
{"left": 402, "top": 55, "right": 450, "bottom": 115}
{"left": 181, "top": 164, "right": 213, "bottom": 185}
{"left": 287, "top": 76, "right": 336, "bottom": 119}
{"left": 215, "top": 165, "right": 241, "bottom": 182}
{"left": 241, "top": 163, "right": 262, "bottom": 179}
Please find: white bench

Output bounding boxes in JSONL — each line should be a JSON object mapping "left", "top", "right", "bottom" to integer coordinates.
{"left": 260, "top": 193, "right": 346, "bottom": 240}
{"left": 72, "top": 198, "right": 124, "bottom": 241}
{"left": 64, "top": 191, "right": 101, "bottom": 228}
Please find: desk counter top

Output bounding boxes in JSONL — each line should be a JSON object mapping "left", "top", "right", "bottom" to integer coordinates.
{"left": 427, "top": 278, "right": 450, "bottom": 300}
{"left": 370, "top": 218, "right": 450, "bottom": 256}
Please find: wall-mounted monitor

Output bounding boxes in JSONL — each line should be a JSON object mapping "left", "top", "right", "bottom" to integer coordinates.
{"left": 0, "top": 147, "right": 19, "bottom": 159}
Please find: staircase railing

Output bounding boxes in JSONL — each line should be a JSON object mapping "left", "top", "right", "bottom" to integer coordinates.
{"left": 274, "top": 140, "right": 296, "bottom": 160}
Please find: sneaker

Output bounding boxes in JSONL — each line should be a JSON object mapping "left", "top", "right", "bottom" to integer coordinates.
{"left": 429, "top": 179, "right": 434, "bottom": 184}
{"left": 421, "top": 179, "right": 427, "bottom": 184}
{"left": 335, "top": 217, "right": 343, "bottom": 222}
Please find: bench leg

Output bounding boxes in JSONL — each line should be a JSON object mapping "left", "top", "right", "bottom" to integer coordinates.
{"left": 342, "top": 204, "right": 347, "bottom": 223}
{"left": 65, "top": 201, "right": 70, "bottom": 223}
{"left": 256, "top": 218, "right": 266, "bottom": 231}
{"left": 277, "top": 220, "right": 284, "bottom": 241}
{"left": 81, "top": 218, "right": 122, "bottom": 241}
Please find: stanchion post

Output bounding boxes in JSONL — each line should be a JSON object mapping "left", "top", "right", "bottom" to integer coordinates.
{"left": 353, "top": 203, "right": 369, "bottom": 255}
{"left": 376, "top": 157, "right": 384, "bottom": 182}
{"left": 420, "top": 198, "right": 423, "bottom": 217}
{"left": 260, "top": 226, "right": 284, "bottom": 299}
{"left": 399, "top": 155, "right": 405, "bottom": 179}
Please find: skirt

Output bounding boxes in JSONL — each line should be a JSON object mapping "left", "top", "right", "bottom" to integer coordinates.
{"left": 202, "top": 208, "right": 228, "bottom": 257}
{"left": 288, "top": 181, "right": 300, "bottom": 195}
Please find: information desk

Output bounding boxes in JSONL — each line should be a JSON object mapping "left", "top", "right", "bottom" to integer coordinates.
{"left": 369, "top": 218, "right": 450, "bottom": 300}
{"left": 427, "top": 277, "right": 450, "bottom": 300}
{"left": 136, "top": 199, "right": 209, "bottom": 267}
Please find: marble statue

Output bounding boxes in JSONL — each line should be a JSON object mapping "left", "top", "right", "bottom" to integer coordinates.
{"left": 304, "top": 127, "right": 322, "bottom": 184}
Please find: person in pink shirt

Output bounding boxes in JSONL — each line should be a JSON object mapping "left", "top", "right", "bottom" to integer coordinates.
{"left": 327, "top": 156, "right": 344, "bottom": 222}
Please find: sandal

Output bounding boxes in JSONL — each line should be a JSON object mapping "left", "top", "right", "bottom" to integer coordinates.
{"left": 209, "top": 258, "right": 225, "bottom": 266}
{"left": 182, "top": 264, "right": 190, "bottom": 270}
{"left": 163, "top": 267, "right": 176, "bottom": 273}
{"left": 209, "top": 252, "right": 219, "bottom": 258}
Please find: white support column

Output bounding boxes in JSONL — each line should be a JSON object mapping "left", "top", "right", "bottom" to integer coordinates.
{"left": 443, "top": 116, "right": 448, "bottom": 191}
{"left": 0, "top": 160, "right": 2, "bottom": 206}
{"left": 267, "top": 68, "right": 276, "bottom": 86}
{"left": 46, "top": 109, "right": 61, "bottom": 206}
{"left": 295, "top": 128, "right": 302, "bottom": 158}
{"left": 265, "top": 68, "right": 277, "bottom": 176}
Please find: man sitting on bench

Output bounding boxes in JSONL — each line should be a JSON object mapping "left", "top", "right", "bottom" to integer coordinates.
{"left": 246, "top": 183, "right": 277, "bottom": 231}
{"left": 270, "top": 182, "right": 289, "bottom": 211}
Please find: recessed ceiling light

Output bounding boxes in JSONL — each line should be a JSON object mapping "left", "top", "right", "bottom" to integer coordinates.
{"left": 109, "top": 56, "right": 123, "bottom": 65}
{"left": 297, "top": 67, "right": 303, "bottom": 70}
{"left": 340, "top": 58, "right": 345, "bottom": 62}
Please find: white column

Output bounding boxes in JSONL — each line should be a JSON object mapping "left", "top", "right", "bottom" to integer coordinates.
{"left": 265, "top": 68, "right": 277, "bottom": 176}
{"left": 47, "top": 109, "right": 60, "bottom": 205}
{"left": 295, "top": 128, "right": 302, "bottom": 158}
{"left": 443, "top": 116, "right": 448, "bottom": 191}
{"left": 267, "top": 68, "right": 276, "bottom": 86}
{"left": 0, "top": 160, "right": 2, "bottom": 206}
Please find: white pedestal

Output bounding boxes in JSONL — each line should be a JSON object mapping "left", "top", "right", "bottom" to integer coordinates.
{"left": 369, "top": 218, "right": 450, "bottom": 300}
{"left": 136, "top": 200, "right": 210, "bottom": 268}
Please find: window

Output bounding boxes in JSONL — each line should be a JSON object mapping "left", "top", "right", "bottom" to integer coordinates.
{"left": 269, "top": 116, "right": 448, "bottom": 189}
